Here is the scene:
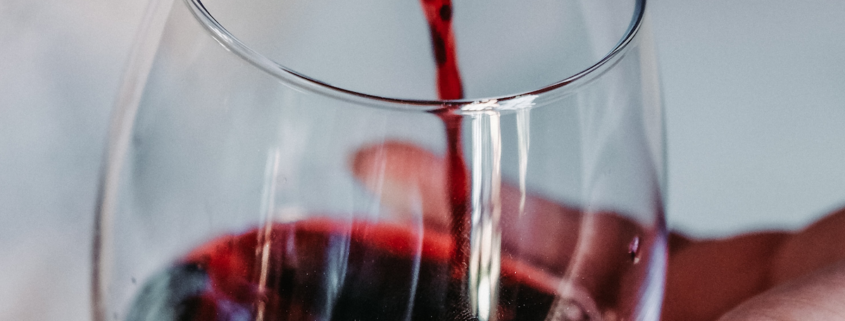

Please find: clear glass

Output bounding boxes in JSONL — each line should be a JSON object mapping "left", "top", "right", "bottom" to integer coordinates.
{"left": 93, "top": 0, "right": 666, "bottom": 320}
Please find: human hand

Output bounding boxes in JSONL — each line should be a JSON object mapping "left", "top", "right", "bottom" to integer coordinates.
{"left": 666, "top": 207, "right": 845, "bottom": 320}
{"left": 351, "top": 141, "right": 845, "bottom": 320}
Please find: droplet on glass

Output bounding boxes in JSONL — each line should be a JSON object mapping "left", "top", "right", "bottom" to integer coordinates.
{"left": 628, "top": 236, "right": 641, "bottom": 264}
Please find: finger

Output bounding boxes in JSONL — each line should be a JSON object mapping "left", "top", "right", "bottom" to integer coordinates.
{"left": 351, "top": 141, "right": 451, "bottom": 230}
{"left": 662, "top": 232, "right": 788, "bottom": 321}
{"left": 719, "top": 258, "right": 845, "bottom": 320}
{"left": 350, "top": 141, "right": 599, "bottom": 265}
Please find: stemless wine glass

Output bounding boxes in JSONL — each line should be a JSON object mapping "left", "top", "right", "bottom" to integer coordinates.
{"left": 93, "top": 0, "right": 666, "bottom": 320}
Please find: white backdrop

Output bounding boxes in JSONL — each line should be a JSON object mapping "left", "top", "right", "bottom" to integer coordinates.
{"left": 1, "top": 0, "right": 844, "bottom": 319}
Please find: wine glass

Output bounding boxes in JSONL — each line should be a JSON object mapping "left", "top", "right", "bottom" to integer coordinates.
{"left": 93, "top": 0, "right": 666, "bottom": 320}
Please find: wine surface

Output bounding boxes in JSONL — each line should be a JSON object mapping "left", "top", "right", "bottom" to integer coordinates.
{"left": 127, "top": 219, "right": 561, "bottom": 321}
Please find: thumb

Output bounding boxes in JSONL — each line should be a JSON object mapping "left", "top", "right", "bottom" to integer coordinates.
{"left": 349, "top": 140, "right": 584, "bottom": 267}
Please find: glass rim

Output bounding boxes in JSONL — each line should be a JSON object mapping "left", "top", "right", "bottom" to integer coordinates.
{"left": 186, "top": 0, "right": 646, "bottom": 111}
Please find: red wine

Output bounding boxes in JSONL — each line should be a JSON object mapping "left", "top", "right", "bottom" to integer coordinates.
{"left": 127, "top": 219, "right": 561, "bottom": 321}
{"left": 416, "top": 0, "right": 477, "bottom": 317}
{"left": 418, "top": 0, "right": 463, "bottom": 100}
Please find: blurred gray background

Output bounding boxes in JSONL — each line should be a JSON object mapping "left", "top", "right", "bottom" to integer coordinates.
{"left": 1, "top": 0, "right": 844, "bottom": 319}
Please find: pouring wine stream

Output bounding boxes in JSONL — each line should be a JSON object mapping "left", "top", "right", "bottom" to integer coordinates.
{"left": 419, "top": 1, "right": 514, "bottom": 319}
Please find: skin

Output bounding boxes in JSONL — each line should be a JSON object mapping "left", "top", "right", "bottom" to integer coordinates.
{"left": 350, "top": 141, "right": 845, "bottom": 320}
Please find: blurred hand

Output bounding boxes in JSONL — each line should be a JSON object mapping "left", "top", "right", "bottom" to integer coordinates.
{"left": 667, "top": 207, "right": 845, "bottom": 320}
{"left": 351, "top": 141, "right": 845, "bottom": 321}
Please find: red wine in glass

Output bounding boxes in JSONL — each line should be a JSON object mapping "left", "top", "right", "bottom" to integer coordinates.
{"left": 127, "top": 220, "right": 562, "bottom": 321}
{"left": 125, "top": 1, "right": 658, "bottom": 320}
{"left": 127, "top": 212, "right": 656, "bottom": 321}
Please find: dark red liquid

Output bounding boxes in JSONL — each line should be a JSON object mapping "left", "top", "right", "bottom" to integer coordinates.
{"left": 419, "top": 0, "right": 464, "bottom": 100}
{"left": 126, "top": 219, "right": 559, "bottom": 321}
